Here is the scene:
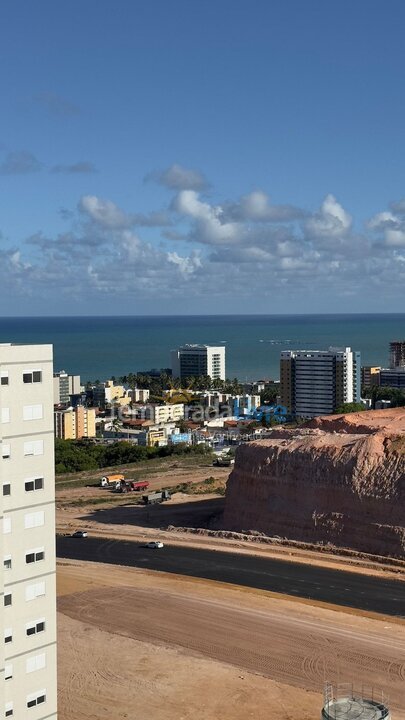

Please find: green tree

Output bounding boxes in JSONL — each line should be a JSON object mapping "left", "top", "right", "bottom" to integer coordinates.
{"left": 334, "top": 402, "right": 366, "bottom": 414}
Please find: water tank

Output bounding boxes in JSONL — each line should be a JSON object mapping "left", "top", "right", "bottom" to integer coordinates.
{"left": 322, "top": 683, "right": 390, "bottom": 720}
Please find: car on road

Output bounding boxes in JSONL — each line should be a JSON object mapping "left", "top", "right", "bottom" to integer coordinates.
{"left": 144, "top": 541, "right": 164, "bottom": 549}
{"left": 72, "top": 530, "right": 88, "bottom": 538}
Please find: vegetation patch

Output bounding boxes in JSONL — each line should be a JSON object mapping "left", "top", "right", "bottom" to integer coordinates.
{"left": 55, "top": 438, "right": 213, "bottom": 475}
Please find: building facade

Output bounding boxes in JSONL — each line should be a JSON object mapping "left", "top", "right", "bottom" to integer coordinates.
{"left": 389, "top": 341, "right": 405, "bottom": 369}
{"left": 54, "top": 406, "right": 96, "bottom": 440}
{"left": 380, "top": 368, "right": 405, "bottom": 389}
{"left": 53, "top": 371, "right": 80, "bottom": 405}
{"left": 361, "top": 366, "right": 381, "bottom": 387}
{"left": 280, "top": 347, "right": 361, "bottom": 417}
{"left": 130, "top": 388, "right": 150, "bottom": 403}
{"left": 171, "top": 345, "right": 226, "bottom": 381}
{"left": 142, "top": 403, "right": 184, "bottom": 424}
{"left": 0, "top": 344, "right": 57, "bottom": 719}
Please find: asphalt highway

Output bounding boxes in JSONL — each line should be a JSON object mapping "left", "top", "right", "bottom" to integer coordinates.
{"left": 56, "top": 535, "right": 405, "bottom": 617}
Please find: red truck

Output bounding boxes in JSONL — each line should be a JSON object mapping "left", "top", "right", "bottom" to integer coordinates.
{"left": 116, "top": 480, "right": 150, "bottom": 493}
{"left": 130, "top": 481, "right": 149, "bottom": 492}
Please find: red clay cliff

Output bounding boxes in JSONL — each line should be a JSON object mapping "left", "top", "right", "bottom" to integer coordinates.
{"left": 223, "top": 409, "right": 405, "bottom": 558}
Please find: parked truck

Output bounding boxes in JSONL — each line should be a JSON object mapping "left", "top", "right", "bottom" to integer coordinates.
{"left": 142, "top": 490, "right": 171, "bottom": 505}
{"left": 100, "top": 473, "right": 125, "bottom": 487}
{"left": 116, "top": 480, "right": 150, "bottom": 493}
{"left": 115, "top": 480, "right": 149, "bottom": 492}
{"left": 213, "top": 457, "right": 234, "bottom": 467}
{"left": 131, "top": 481, "right": 149, "bottom": 492}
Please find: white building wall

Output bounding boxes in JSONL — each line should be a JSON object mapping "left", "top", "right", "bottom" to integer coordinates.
{"left": 0, "top": 344, "right": 57, "bottom": 720}
{"left": 206, "top": 347, "right": 226, "bottom": 381}
{"left": 152, "top": 404, "right": 184, "bottom": 424}
{"left": 171, "top": 345, "right": 226, "bottom": 381}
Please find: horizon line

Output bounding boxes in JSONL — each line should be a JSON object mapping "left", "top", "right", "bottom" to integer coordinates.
{"left": 1, "top": 312, "right": 405, "bottom": 320}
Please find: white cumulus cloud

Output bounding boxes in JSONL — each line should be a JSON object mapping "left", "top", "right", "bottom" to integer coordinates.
{"left": 305, "top": 194, "right": 352, "bottom": 239}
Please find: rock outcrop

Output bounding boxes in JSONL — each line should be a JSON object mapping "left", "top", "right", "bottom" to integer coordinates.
{"left": 223, "top": 409, "right": 405, "bottom": 557}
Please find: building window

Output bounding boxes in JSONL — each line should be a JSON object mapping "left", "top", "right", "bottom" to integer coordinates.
{"left": 1, "top": 408, "right": 10, "bottom": 423}
{"left": 0, "top": 371, "right": 9, "bottom": 385}
{"left": 23, "top": 371, "right": 42, "bottom": 384}
{"left": 4, "top": 594, "right": 12, "bottom": 607}
{"left": 26, "top": 548, "right": 45, "bottom": 564}
{"left": 2, "top": 484, "right": 10, "bottom": 496}
{"left": 25, "top": 477, "right": 44, "bottom": 492}
{"left": 23, "top": 404, "right": 43, "bottom": 421}
{"left": 26, "top": 619, "right": 45, "bottom": 637}
{"left": 2, "top": 444, "right": 10, "bottom": 459}
{"left": 3, "top": 517, "right": 11, "bottom": 534}
{"left": 4, "top": 664, "right": 12, "bottom": 680}
{"left": 4, "top": 628, "right": 12, "bottom": 643}
{"left": 24, "top": 439, "right": 44, "bottom": 456}
{"left": 25, "top": 581, "right": 45, "bottom": 601}
{"left": 5, "top": 702, "right": 13, "bottom": 717}
{"left": 26, "top": 653, "right": 46, "bottom": 674}
{"left": 27, "top": 690, "right": 46, "bottom": 708}
{"left": 3, "top": 556, "right": 11, "bottom": 570}
{"left": 24, "top": 511, "right": 44, "bottom": 529}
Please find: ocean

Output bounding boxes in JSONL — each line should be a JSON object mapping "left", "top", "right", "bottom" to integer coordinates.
{"left": 0, "top": 315, "right": 404, "bottom": 382}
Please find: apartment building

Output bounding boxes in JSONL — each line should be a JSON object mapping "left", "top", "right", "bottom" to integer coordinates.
{"left": 54, "top": 405, "right": 96, "bottom": 440}
{"left": 53, "top": 370, "right": 80, "bottom": 405}
{"left": 361, "top": 366, "right": 381, "bottom": 387}
{"left": 280, "top": 347, "right": 361, "bottom": 417}
{"left": 129, "top": 388, "right": 150, "bottom": 403}
{"left": 171, "top": 345, "right": 226, "bottom": 381}
{"left": 0, "top": 343, "right": 57, "bottom": 719}
{"left": 141, "top": 403, "right": 184, "bottom": 424}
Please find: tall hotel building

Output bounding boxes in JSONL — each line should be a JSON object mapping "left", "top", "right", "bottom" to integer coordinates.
{"left": 171, "top": 345, "right": 226, "bottom": 381}
{"left": 0, "top": 345, "right": 57, "bottom": 719}
{"left": 280, "top": 346, "right": 361, "bottom": 418}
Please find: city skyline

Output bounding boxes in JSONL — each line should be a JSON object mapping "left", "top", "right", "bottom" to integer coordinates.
{"left": 2, "top": 1, "right": 405, "bottom": 315}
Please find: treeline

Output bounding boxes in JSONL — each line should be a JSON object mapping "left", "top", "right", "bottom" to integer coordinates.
{"left": 86, "top": 372, "right": 245, "bottom": 399}
{"left": 362, "top": 386, "right": 405, "bottom": 408}
{"left": 55, "top": 439, "right": 211, "bottom": 475}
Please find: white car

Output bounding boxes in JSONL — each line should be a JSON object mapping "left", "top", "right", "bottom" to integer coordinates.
{"left": 145, "top": 541, "right": 164, "bottom": 549}
{"left": 72, "top": 530, "right": 88, "bottom": 538}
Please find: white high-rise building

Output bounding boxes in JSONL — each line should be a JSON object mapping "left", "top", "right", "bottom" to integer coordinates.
{"left": 171, "top": 345, "right": 226, "bottom": 381}
{"left": 0, "top": 344, "right": 57, "bottom": 719}
{"left": 280, "top": 346, "right": 361, "bottom": 417}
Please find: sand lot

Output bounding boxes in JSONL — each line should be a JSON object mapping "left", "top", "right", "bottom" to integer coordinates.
{"left": 57, "top": 560, "right": 405, "bottom": 720}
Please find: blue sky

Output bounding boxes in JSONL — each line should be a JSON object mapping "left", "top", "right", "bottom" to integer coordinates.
{"left": 1, "top": 0, "right": 405, "bottom": 314}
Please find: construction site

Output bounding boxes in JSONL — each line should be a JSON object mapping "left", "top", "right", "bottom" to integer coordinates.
{"left": 56, "top": 410, "right": 405, "bottom": 720}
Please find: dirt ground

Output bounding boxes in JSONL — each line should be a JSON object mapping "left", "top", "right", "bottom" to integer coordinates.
{"left": 57, "top": 560, "right": 405, "bottom": 720}
{"left": 56, "top": 463, "right": 405, "bottom": 719}
{"left": 56, "top": 462, "right": 228, "bottom": 506}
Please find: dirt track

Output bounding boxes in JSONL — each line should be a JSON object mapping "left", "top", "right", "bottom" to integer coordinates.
{"left": 57, "top": 561, "right": 405, "bottom": 719}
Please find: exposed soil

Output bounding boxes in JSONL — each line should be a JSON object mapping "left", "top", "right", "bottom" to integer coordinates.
{"left": 57, "top": 560, "right": 405, "bottom": 720}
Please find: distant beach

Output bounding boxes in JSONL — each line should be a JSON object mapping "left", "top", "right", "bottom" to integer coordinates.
{"left": 0, "top": 314, "right": 404, "bottom": 382}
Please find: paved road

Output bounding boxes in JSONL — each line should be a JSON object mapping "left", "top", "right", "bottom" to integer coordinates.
{"left": 56, "top": 535, "right": 405, "bottom": 617}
